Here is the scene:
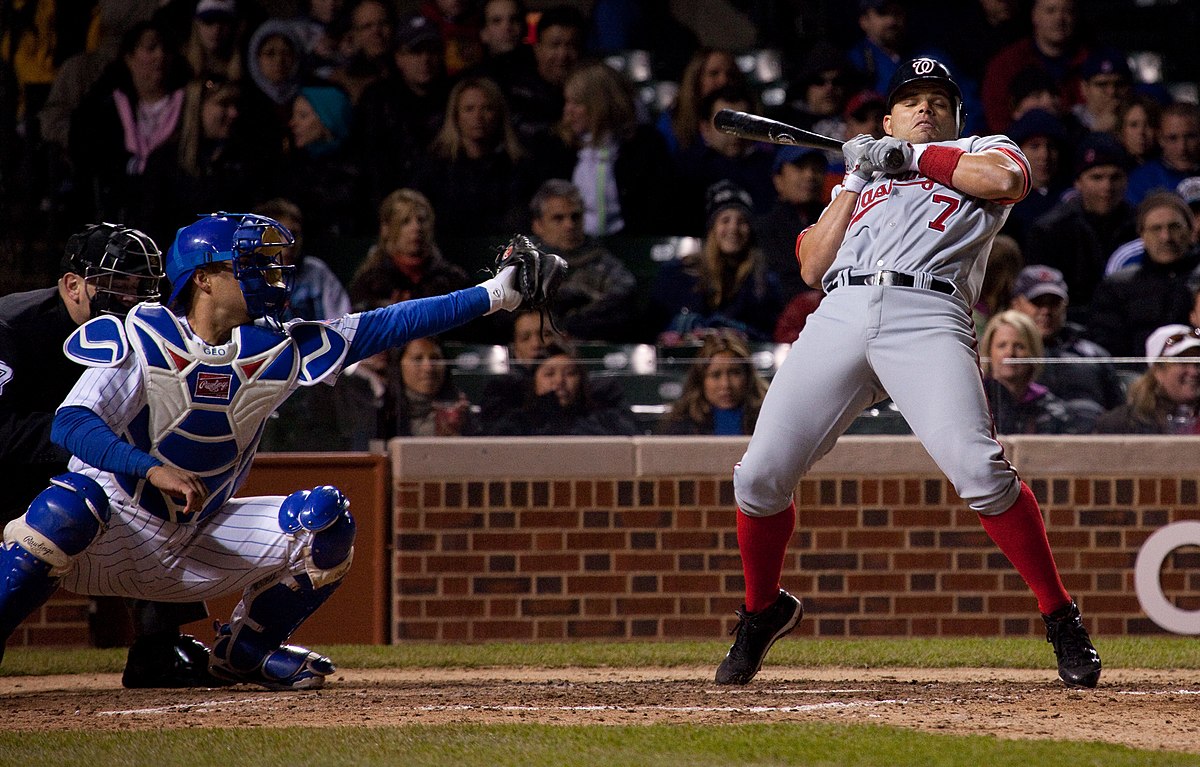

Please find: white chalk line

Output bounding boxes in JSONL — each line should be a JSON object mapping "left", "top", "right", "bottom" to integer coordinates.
{"left": 410, "top": 701, "right": 909, "bottom": 714}
{"left": 98, "top": 698, "right": 244, "bottom": 716}
{"left": 1116, "top": 689, "right": 1200, "bottom": 696}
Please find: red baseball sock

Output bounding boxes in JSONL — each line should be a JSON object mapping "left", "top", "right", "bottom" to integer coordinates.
{"left": 737, "top": 502, "right": 796, "bottom": 613}
{"left": 977, "top": 482, "right": 1071, "bottom": 615}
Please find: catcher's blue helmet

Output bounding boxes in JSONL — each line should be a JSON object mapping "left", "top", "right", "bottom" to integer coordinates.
{"left": 166, "top": 212, "right": 295, "bottom": 322}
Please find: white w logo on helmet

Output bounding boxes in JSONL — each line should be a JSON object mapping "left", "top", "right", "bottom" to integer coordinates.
{"left": 912, "top": 58, "right": 936, "bottom": 75}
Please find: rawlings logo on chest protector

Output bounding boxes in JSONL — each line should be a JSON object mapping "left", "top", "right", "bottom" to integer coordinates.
{"left": 195, "top": 371, "right": 233, "bottom": 399}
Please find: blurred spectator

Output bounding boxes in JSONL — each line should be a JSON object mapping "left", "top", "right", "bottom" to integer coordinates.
{"left": 586, "top": 0, "right": 695, "bottom": 79}
{"left": 349, "top": 188, "right": 471, "bottom": 308}
{"left": 1003, "top": 109, "right": 1071, "bottom": 246}
{"left": 1025, "top": 132, "right": 1135, "bottom": 310}
{"left": 1010, "top": 265, "right": 1124, "bottom": 416}
{"left": 1093, "top": 323, "right": 1200, "bottom": 434}
{"left": 653, "top": 330, "right": 767, "bottom": 436}
{"left": 327, "top": 0, "right": 395, "bottom": 103}
{"left": 280, "top": 84, "right": 366, "bottom": 241}
{"left": 649, "top": 181, "right": 786, "bottom": 343}
{"left": 246, "top": 19, "right": 305, "bottom": 131}
{"left": 938, "top": 0, "right": 1024, "bottom": 83}
{"left": 1104, "top": 176, "right": 1200, "bottom": 276}
{"left": 527, "top": 179, "right": 636, "bottom": 341}
{"left": 185, "top": 0, "right": 243, "bottom": 82}
{"left": 776, "top": 43, "right": 852, "bottom": 138}
{"left": 656, "top": 47, "right": 743, "bottom": 157}
{"left": 529, "top": 62, "right": 678, "bottom": 237}
{"left": 1071, "top": 49, "right": 1131, "bottom": 134}
{"left": 1126, "top": 103, "right": 1200, "bottom": 206}
{"left": 415, "top": 76, "right": 535, "bottom": 244}
{"left": 355, "top": 11, "right": 449, "bottom": 207}
{"left": 1114, "top": 94, "right": 1161, "bottom": 168}
{"left": 254, "top": 197, "right": 351, "bottom": 322}
{"left": 68, "top": 20, "right": 190, "bottom": 223}
{"left": 677, "top": 84, "right": 775, "bottom": 232}
{"left": 974, "top": 234, "right": 1023, "bottom": 337}
{"left": 982, "top": 0, "right": 1088, "bottom": 134}
{"left": 480, "top": 341, "right": 637, "bottom": 436}
{"left": 1087, "top": 192, "right": 1198, "bottom": 358}
{"left": 847, "top": 0, "right": 909, "bottom": 95}
{"left": 420, "top": 0, "right": 484, "bottom": 77}
{"left": 1180, "top": 178, "right": 1200, "bottom": 243}
{"left": 754, "top": 146, "right": 829, "bottom": 297}
{"left": 282, "top": 0, "right": 347, "bottom": 80}
{"left": 843, "top": 89, "right": 886, "bottom": 140}
{"left": 139, "top": 78, "right": 274, "bottom": 248}
{"left": 499, "top": 4, "right": 585, "bottom": 141}
{"left": 511, "top": 308, "right": 555, "bottom": 362}
{"left": 1006, "top": 66, "right": 1067, "bottom": 127}
{"left": 390, "top": 336, "right": 479, "bottom": 436}
{"left": 981, "top": 311, "right": 1076, "bottom": 435}
{"left": 479, "top": 0, "right": 526, "bottom": 58}
{"left": 772, "top": 290, "right": 823, "bottom": 343}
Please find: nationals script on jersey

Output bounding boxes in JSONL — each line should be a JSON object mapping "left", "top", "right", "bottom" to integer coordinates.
{"left": 820, "top": 135, "right": 1031, "bottom": 308}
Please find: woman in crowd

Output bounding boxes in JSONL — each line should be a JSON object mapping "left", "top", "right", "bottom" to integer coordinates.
{"left": 973, "top": 235, "right": 1024, "bottom": 337}
{"left": 981, "top": 311, "right": 1076, "bottom": 435}
{"left": 529, "top": 61, "right": 678, "bottom": 236}
{"left": 282, "top": 84, "right": 366, "bottom": 240}
{"left": 348, "top": 188, "right": 471, "bottom": 308}
{"left": 1094, "top": 324, "right": 1200, "bottom": 434}
{"left": 184, "top": 0, "right": 243, "bottom": 81}
{"left": 481, "top": 341, "right": 637, "bottom": 436}
{"left": 389, "top": 336, "right": 478, "bottom": 436}
{"left": 1114, "top": 94, "right": 1162, "bottom": 168}
{"left": 657, "top": 47, "right": 744, "bottom": 156}
{"left": 415, "top": 76, "right": 535, "bottom": 244}
{"left": 654, "top": 330, "right": 767, "bottom": 436}
{"left": 246, "top": 19, "right": 306, "bottom": 132}
{"left": 648, "top": 180, "right": 785, "bottom": 342}
{"left": 69, "top": 20, "right": 190, "bottom": 222}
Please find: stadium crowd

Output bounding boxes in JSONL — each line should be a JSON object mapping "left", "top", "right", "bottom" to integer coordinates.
{"left": 3, "top": 0, "right": 1200, "bottom": 440}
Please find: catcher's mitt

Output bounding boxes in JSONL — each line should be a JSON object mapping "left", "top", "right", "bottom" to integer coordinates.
{"left": 496, "top": 234, "right": 568, "bottom": 330}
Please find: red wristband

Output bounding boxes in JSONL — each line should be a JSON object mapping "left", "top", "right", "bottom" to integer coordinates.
{"left": 917, "top": 145, "right": 965, "bottom": 187}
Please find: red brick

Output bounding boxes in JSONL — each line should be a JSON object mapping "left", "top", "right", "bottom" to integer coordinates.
{"left": 1080, "top": 551, "right": 1135, "bottom": 569}
{"left": 396, "top": 555, "right": 423, "bottom": 574}
{"left": 664, "top": 618, "right": 721, "bottom": 636}
{"left": 422, "top": 482, "right": 443, "bottom": 507}
{"left": 658, "top": 480, "right": 677, "bottom": 506}
{"left": 797, "top": 508, "right": 858, "bottom": 527}
{"left": 396, "top": 486, "right": 420, "bottom": 509}
{"left": 567, "top": 619, "right": 626, "bottom": 638}
{"left": 615, "top": 597, "right": 676, "bottom": 616}
{"left": 426, "top": 599, "right": 486, "bottom": 618}
{"left": 661, "top": 531, "right": 719, "bottom": 549}
{"left": 1084, "top": 595, "right": 1142, "bottom": 613}
{"left": 521, "top": 598, "right": 580, "bottom": 616}
{"left": 1138, "top": 478, "right": 1158, "bottom": 504}
{"left": 595, "top": 481, "right": 615, "bottom": 506}
{"left": 566, "top": 575, "right": 627, "bottom": 594}
{"left": 566, "top": 531, "right": 626, "bottom": 549}
{"left": 662, "top": 574, "right": 721, "bottom": 592}
{"left": 861, "top": 480, "right": 879, "bottom": 505}
{"left": 443, "top": 577, "right": 470, "bottom": 595}
{"left": 706, "top": 509, "right": 736, "bottom": 529}
{"left": 893, "top": 552, "right": 952, "bottom": 569}
{"left": 675, "top": 509, "right": 703, "bottom": 528}
{"left": 474, "top": 576, "right": 532, "bottom": 594}
{"left": 472, "top": 532, "right": 533, "bottom": 551}
{"left": 613, "top": 553, "right": 674, "bottom": 571}
{"left": 490, "top": 598, "right": 518, "bottom": 617}
{"left": 584, "top": 598, "right": 613, "bottom": 616}
{"left": 395, "top": 621, "right": 439, "bottom": 640}
{"left": 536, "top": 621, "right": 565, "bottom": 639}
{"left": 941, "top": 618, "right": 1000, "bottom": 635}
{"left": 849, "top": 618, "right": 907, "bottom": 635}
{"left": 535, "top": 532, "right": 563, "bottom": 550}
{"left": 425, "top": 511, "right": 484, "bottom": 528}
{"left": 894, "top": 595, "right": 953, "bottom": 614}
{"left": 397, "top": 577, "right": 438, "bottom": 595}
{"left": 615, "top": 510, "right": 673, "bottom": 528}
{"left": 520, "top": 553, "right": 581, "bottom": 571}
{"left": 473, "top": 621, "right": 534, "bottom": 640}
{"left": 442, "top": 621, "right": 469, "bottom": 640}
{"left": 940, "top": 573, "right": 1000, "bottom": 590}
{"left": 1047, "top": 530, "right": 1091, "bottom": 548}
{"left": 814, "top": 531, "right": 844, "bottom": 548}
{"left": 846, "top": 530, "right": 906, "bottom": 548}
{"left": 847, "top": 574, "right": 906, "bottom": 592}
{"left": 426, "top": 554, "right": 487, "bottom": 573}
{"left": 893, "top": 508, "right": 951, "bottom": 526}
{"left": 519, "top": 510, "right": 578, "bottom": 528}
{"left": 576, "top": 481, "right": 594, "bottom": 506}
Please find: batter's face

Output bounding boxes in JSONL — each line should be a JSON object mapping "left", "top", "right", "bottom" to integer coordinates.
{"left": 534, "top": 354, "right": 582, "bottom": 407}
{"left": 400, "top": 338, "right": 447, "bottom": 397}
{"left": 1153, "top": 354, "right": 1200, "bottom": 406}
{"left": 988, "top": 323, "right": 1034, "bottom": 387}
{"left": 883, "top": 86, "right": 956, "bottom": 143}
{"left": 1013, "top": 294, "right": 1066, "bottom": 339}
{"left": 711, "top": 208, "right": 751, "bottom": 254}
{"left": 702, "top": 352, "right": 749, "bottom": 411}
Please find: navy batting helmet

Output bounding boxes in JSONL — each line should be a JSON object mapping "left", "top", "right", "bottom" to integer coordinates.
{"left": 885, "top": 57, "right": 964, "bottom": 134}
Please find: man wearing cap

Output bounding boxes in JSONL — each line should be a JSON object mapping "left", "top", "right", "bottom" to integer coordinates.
{"left": 847, "top": 0, "right": 910, "bottom": 95}
{"left": 754, "top": 146, "right": 829, "bottom": 297}
{"left": 355, "top": 10, "right": 449, "bottom": 204}
{"left": 1094, "top": 323, "right": 1200, "bottom": 434}
{"left": 1010, "top": 265, "right": 1124, "bottom": 424}
{"left": 1104, "top": 177, "right": 1200, "bottom": 276}
{"left": 1025, "top": 132, "right": 1136, "bottom": 311}
{"left": 1126, "top": 103, "right": 1200, "bottom": 207}
{"left": 1003, "top": 108, "right": 1071, "bottom": 246}
{"left": 1072, "top": 49, "right": 1132, "bottom": 133}
{"left": 1086, "top": 191, "right": 1199, "bottom": 358}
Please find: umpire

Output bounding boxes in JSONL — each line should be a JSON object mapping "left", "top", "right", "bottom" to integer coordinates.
{"left": 0, "top": 224, "right": 218, "bottom": 688}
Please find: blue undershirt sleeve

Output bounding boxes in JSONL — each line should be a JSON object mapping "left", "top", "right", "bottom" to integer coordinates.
{"left": 51, "top": 405, "right": 162, "bottom": 478}
{"left": 345, "top": 286, "right": 491, "bottom": 365}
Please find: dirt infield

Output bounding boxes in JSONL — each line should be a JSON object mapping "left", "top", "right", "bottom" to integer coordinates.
{"left": 3, "top": 667, "right": 1199, "bottom": 753}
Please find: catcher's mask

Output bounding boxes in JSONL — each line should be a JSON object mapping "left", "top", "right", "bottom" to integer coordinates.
{"left": 62, "top": 224, "right": 164, "bottom": 318}
{"left": 885, "top": 56, "right": 964, "bottom": 136}
{"left": 166, "top": 212, "right": 296, "bottom": 324}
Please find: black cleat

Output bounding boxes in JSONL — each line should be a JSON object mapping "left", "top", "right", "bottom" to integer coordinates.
{"left": 1043, "top": 601, "right": 1101, "bottom": 689}
{"left": 715, "top": 590, "right": 803, "bottom": 685}
{"left": 122, "top": 632, "right": 231, "bottom": 688}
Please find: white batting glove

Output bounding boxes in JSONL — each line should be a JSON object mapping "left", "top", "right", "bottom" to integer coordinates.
{"left": 841, "top": 134, "right": 879, "bottom": 193}
{"left": 478, "top": 265, "right": 522, "bottom": 314}
{"left": 866, "top": 137, "right": 923, "bottom": 174}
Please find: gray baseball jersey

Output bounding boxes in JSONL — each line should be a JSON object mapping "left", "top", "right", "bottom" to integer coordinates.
{"left": 734, "top": 136, "right": 1032, "bottom": 518}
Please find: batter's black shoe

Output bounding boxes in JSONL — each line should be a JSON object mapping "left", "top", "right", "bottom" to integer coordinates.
{"left": 122, "top": 632, "right": 230, "bottom": 688}
{"left": 715, "top": 590, "right": 803, "bottom": 685}
{"left": 1043, "top": 601, "right": 1101, "bottom": 689}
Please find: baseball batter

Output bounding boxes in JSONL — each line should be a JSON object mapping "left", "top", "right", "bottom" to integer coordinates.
{"left": 716, "top": 58, "right": 1102, "bottom": 689}
{"left": 0, "top": 214, "right": 560, "bottom": 690}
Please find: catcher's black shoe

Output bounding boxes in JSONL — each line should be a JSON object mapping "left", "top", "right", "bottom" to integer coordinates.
{"left": 1043, "top": 601, "right": 1101, "bottom": 689}
{"left": 715, "top": 589, "right": 803, "bottom": 685}
{"left": 122, "top": 632, "right": 230, "bottom": 688}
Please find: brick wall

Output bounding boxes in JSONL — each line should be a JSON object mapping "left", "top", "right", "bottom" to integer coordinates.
{"left": 391, "top": 471, "right": 1200, "bottom": 642}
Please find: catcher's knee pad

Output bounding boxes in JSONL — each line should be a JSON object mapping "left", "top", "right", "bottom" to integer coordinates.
{"left": 3, "top": 473, "right": 109, "bottom": 574}
{"left": 279, "top": 486, "right": 355, "bottom": 588}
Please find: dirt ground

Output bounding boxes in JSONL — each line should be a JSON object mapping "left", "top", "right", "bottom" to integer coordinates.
{"left": 3, "top": 667, "right": 1199, "bottom": 753}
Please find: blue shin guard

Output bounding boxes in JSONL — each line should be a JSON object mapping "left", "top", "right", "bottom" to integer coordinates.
{"left": 0, "top": 474, "right": 110, "bottom": 664}
{"left": 210, "top": 486, "right": 355, "bottom": 690}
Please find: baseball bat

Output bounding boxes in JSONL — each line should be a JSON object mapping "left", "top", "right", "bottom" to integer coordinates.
{"left": 712, "top": 109, "right": 907, "bottom": 173}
